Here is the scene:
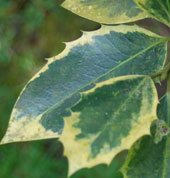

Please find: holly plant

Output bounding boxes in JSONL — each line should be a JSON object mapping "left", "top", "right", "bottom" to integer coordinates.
{"left": 2, "top": 1, "right": 170, "bottom": 177}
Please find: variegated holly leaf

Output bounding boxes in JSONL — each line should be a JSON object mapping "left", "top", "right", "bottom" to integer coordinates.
{"left": 62, "top": 0, "right": 148, "bottom": 24}
{"left": 60, "top": 75, "right": 158, "bottom": 176}
{"left": 135, "top": 0, "right": 170, "bottom": 27}
{"left": 0, "top": 25, "right": 168, "bottom": 144}
{"left": 121, "top": 94, "right": 170, "bottom": 178}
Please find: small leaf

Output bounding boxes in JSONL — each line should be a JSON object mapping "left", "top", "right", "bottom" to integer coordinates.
{"left": 153, "top": 119, "right": 169, "bottom": 144}
{"left": 60, "top": 75, "right": 158, "bottom": 176}
{"left": 62, "top": 0, "right": 148, "bottom": 24}
{"left": 121, "top": 94, "right": 170, "bottom": 178}
{"left": 1, "top": 25, "right": 168, "bottom": 144}
{"left": 135, "top": 0, "right": 170, "bottom": 27}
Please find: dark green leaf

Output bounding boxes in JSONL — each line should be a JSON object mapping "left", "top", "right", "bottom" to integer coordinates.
{"left": 121, "top": 94, "right": 170, "bottom": 178}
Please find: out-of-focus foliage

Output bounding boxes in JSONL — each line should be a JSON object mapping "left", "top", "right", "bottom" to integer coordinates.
{"left": 0, "top": 141, "right": 68, "bottom": 178}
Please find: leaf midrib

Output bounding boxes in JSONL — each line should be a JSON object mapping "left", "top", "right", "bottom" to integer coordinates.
{"left": 89, "top": 77, "right": 148, "bottom": 149}
{"left": 39, "top": 38, "right": 167, "bottom": 122}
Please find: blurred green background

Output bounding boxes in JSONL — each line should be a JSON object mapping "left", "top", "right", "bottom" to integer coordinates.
{"left": 1, "top": 1, "right": 170, "bottom": 177}
{"left": 0, "top": 0, "right": 125, "bottom": 177}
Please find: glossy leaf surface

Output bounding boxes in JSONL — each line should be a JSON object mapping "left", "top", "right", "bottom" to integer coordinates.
{"left": 62, "top": 0, "right": 148, "bottom": 24}
{"left": 1, "top": 25, "right": 168, "bottom": 144}
{"left": 122, "top": 94, "right": 170, "bottom": 178}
